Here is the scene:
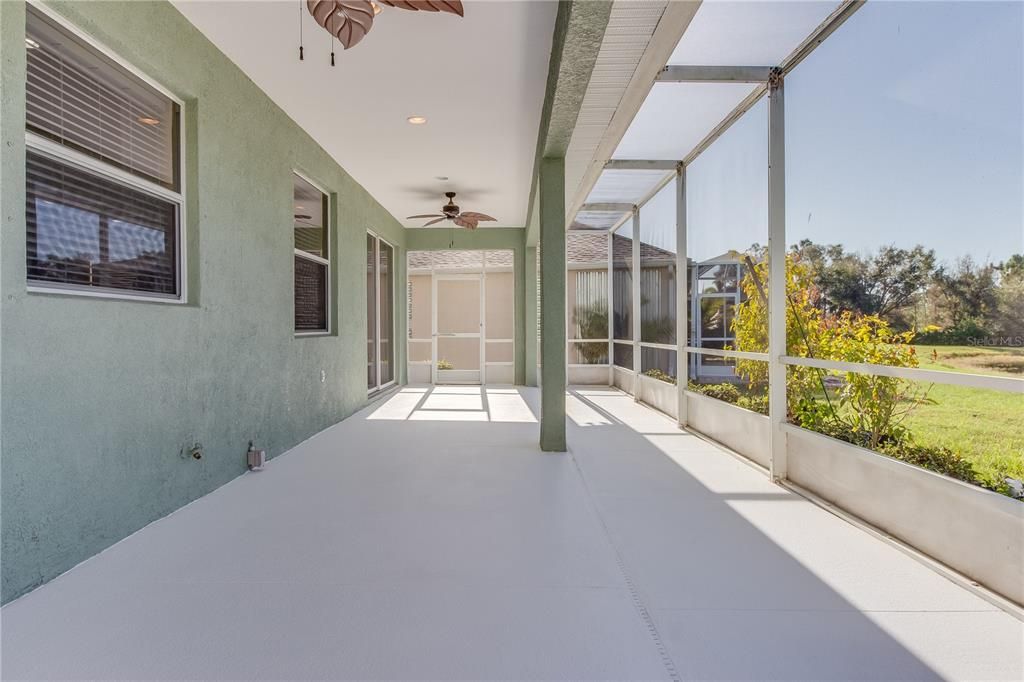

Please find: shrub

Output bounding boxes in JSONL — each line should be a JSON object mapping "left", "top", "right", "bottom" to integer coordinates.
{"left": 436, "top": 359, "right": 453, "bottom": 370}
{"left": 810, "top": 419, "right": 998, "bottom": 492}
{"left": 574, "top": 303, "right": 610, "bottom": 364}
{"left": 914, "top": 320, "right": 992, "bottom": 345}
{"left": 732, "top": 252, "right": 930, "bottom": 449}
{"left": 644, "top": 368, "right": 676, "bottom": 384}
{"left": 737, "top": 394, "right": 769, "bottom": 416}
{"left": 688, "top": 381, "right": 740, "bottom": 404}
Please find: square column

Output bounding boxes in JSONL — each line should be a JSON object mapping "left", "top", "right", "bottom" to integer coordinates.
{"left": 525, "top": 245, "right": 539, "bottom": 387}
{"left": 539, "top": 157, "right": 567, "bottom": 452}
{"left": 767, "top": 71, "right": 788, "bottom": 480}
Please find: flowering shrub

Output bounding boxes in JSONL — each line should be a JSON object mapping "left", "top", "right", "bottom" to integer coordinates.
{"left": 732, "top": 254, "right": 931, "bottom": 449}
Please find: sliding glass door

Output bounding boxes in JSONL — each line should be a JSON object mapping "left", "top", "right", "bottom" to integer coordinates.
{"left": 367, "top": 232, "right": 394, "bottom": 393}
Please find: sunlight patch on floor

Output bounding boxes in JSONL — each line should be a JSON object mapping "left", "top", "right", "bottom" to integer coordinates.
{"left": 567, "top": 393, "right": 613, "bottom": 426}
{"left": 487, "top": 390, "right": 537, "bottom": 423}
{"left": 366, "top": 386, "right": 536, "bottom": 423}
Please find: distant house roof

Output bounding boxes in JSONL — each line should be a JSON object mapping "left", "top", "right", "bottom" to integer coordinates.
{"left": 408, "top": 249, "right": 514, "bottom": 270}
{"left": 406, "top": 233, "right": 678, "bottom": 272}
{"left": 567, "top": 231, "right": 676, "bottom": 266}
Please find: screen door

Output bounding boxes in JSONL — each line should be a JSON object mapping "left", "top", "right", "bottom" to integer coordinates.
{"left": 433, "top": 275, "right": 483, "bottom": 384}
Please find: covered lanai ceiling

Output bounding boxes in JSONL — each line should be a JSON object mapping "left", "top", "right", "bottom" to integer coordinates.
{"left": 172, "top": 0, "right": 558, "bottom": 228}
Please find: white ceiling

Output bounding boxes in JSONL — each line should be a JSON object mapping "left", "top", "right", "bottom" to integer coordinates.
{"left": 172, "top": 1, "right": 557, "bottom": 228}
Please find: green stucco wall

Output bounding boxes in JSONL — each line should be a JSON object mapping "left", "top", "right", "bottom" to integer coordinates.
{"left": 0, "top": 0, "right": 406, "bottom": 603}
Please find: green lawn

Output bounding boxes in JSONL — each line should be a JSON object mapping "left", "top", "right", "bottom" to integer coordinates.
{"left": 908, "top": 345, "right": 1023, "bottom": 492}
{"left": 702, "top": 345, "right": 1023, "bottom": 495}
{"left": 901, "top": 382, "right": 1024, "bottom": 492}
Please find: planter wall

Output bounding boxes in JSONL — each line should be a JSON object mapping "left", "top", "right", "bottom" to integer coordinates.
{"left": 686, "top": 392, "right": 771, "bottom": 469}
{"left": 637, "top": 374, "right": 678, "bottom": 420}
{"left": 786, "top": 425, "right": 1024, "bottom": 606}
{"left": 612, "top": 366, "right": 633, "bottom": 393}
{"left": 569, "top": 365, "right": 611, "bottom": 385}
{"left": 408, "top": 363, "right": 431, "bottom": 384}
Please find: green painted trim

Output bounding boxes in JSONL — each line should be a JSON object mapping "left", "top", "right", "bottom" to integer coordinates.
{"left": 539, "top": 158, "right": 567, "bottom": 452}
{"left": 524, "top": 246, "right": 539, "bottom": 387}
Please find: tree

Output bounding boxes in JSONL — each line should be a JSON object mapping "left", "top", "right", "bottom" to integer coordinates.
{"left": 788, "top": 240, "right": 936, "bottom": 327}
{"left": 868, "top": 245, "right": 936, "bottom": 318}
{"left": 994, "top": 254, "right": 1024, "bottom": 337}
{"left": 931, "top": 256, "right": 999, "bottom": 329}
{"left": 998, "top": 253, "right": 1024, "bottom": 280}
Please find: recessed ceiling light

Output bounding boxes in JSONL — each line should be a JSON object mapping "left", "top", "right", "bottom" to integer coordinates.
{"left": 137, "top": 116, "right": 160, "bottom": 126}
{"left": 407, "top": 116, "right": 427, "bottom": 125}
{"left": 25, "top": 38, "right": 40, "bottom": 49}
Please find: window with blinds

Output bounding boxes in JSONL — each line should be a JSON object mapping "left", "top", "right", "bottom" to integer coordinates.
{"left": 25, "top": 6, "right": 183, "bottom": 299}
{"left": 293, "top": 174, "right": 330, "bottom": 333}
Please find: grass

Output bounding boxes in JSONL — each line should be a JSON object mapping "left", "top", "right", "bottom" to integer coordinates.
{"left": 901, "top": 382, "right": 1024, "bottom": 492}
{"left": 908, "top": 345, "right": 1023, "bottom": 492}
{"left": 914, "top": 344, "right": 1024, "bottom": 378}
{"left": 697, "top": 345, "right": 1023, "bottom": 495}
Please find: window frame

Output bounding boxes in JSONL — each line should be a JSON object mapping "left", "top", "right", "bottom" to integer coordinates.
{"left": 367, "top": 230, "right": 396, "bottom": 394}
{"left": 293, "top": 169, "right": 332, "bottom": 336}
{"left": 24, "top": 0, "right": 187, "bottom": 304}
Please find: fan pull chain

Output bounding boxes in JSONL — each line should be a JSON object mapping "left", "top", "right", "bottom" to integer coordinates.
{"left": 298, "top": 0, "right": 304, "bottom": 61}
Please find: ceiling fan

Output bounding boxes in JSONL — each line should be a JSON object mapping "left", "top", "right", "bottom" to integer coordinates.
{"left": 408, "top": 192, "right": 496, "bottom": 229}
{"left": 306, "top": 1, "right": 464, "bottom": 51}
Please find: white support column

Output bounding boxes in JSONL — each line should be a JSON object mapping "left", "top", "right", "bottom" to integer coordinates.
{"left": 607, "top": 230, "right": 614, "bottom": 385}
{"left": 675, "top": 165, "right": 688, "bottom": 427}
{"left": 631, "top": 207, "right": 642, "bottom": 400}
{"left": 767, "top": 70, "right": 788, "bottom": 481}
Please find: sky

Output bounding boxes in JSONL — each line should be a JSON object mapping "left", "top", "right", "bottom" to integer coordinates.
{"left": 631, "top": 0, "right": 1023, "bottom": 267}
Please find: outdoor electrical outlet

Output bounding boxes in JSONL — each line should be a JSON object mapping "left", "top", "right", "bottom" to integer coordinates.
{"left": 180, "top": 442, "right": 203, "bottom": 461}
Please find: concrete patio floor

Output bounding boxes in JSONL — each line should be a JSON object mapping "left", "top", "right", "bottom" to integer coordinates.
{"left": 2, "top": 386, "right": 1021, "bottom": 680}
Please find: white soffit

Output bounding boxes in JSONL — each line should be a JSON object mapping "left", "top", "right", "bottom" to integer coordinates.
{"left": 564, "top": 1, "right": 670, "bottom": 218}
{"left": 172, "top": 1, "right": 557, "bottom": 229}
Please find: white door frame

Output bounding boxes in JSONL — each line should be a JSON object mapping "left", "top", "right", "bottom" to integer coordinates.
{"left": 432, "top": 273, "right": 485, "bottom": 385}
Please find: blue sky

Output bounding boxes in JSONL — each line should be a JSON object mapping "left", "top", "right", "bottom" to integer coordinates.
{"left": 639, "top": 1, "right": 1023, "bottom": 266}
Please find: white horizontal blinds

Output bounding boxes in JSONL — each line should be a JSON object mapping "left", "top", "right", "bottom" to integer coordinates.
{"left": 26, "top": 6, "right": 179, "bottom": 191}
{"left": 294, "top": 255, "right": 327, "bottom": 331}
{"left": 27, "top": 151, "right": 178, "bottom": 295}
{"left": 293, "top": 174, "right": 328, "bottom": 332}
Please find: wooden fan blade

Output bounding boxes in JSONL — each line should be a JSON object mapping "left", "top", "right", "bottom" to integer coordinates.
{"left": 459, "top": 212, "right": 496, "bottom": 222}
{"left": 453, "top": 216, "right": 478, "bottom": 230}
{"left": 422, "top": 217, "right": 447, "bottom": 227}
{"left": 307, "top": 1, "right": 375, "bottom": 50}
{"left": 379, "top": 1, "right": 464, "bottom": 17}
{"left": 406, "top": 214, "right": 443, "bottom": 219}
